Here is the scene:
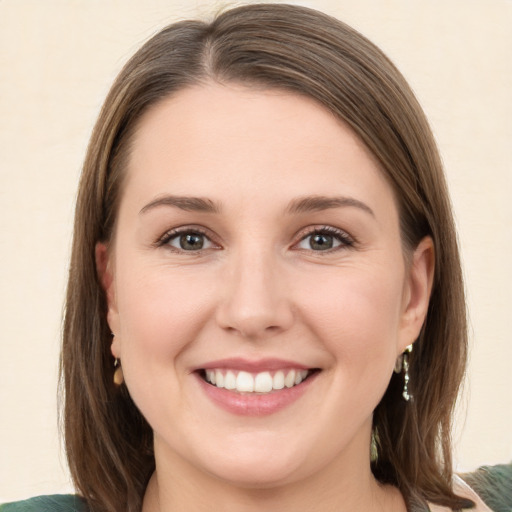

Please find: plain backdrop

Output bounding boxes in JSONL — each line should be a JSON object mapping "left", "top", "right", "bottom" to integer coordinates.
{"left": 1, "top": 0, "right": 511, "bottom": 502}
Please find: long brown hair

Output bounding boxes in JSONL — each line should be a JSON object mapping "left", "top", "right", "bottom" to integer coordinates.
{"left": 61, "top": 4, "right": 471, "bottom": 511}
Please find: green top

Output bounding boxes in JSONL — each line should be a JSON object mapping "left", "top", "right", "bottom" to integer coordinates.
{"left": 0, "top": 494, "right": 87, "bottom": 511}
{"left": 1, "top": 463, "right": 511, "bottom": 511}
{"left": 462, "top": 462, "right": 512, "bottom": 512}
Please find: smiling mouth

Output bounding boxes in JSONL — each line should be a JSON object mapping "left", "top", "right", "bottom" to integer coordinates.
{"left": 198, "top": 368, "right": 319, "bottom": 394}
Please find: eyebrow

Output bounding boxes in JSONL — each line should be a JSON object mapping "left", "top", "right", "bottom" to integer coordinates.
{"left": 140, "top": 195, "right": 221, "bottom": 215}
{"left": 286, "top": 195, "right": 375, "bottom": 217}
{"left": 139, "top": 194, "right": 374, "bottom": 217}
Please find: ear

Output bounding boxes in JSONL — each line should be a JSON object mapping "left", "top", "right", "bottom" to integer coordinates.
{"left": 95, "top": 242, "right": 120, "bottom": 351}
{"left": 398, "top": 236, "right": 435, "bottom": 352}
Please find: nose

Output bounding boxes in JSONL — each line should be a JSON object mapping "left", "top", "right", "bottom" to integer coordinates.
{"left": 215, "top": 247, "right": 294, "bottom": 339}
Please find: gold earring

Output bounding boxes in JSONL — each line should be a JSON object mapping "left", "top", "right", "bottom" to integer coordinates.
{"left": 370, "top": 430, "right": 378, "bottom": 462}
{"left": 394, "top": 354, "right": 403, "bottom": 373}
{"left": 113, "top": 358, "right": 124, "bottom": 386}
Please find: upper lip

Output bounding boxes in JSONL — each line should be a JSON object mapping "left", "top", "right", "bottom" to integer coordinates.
{"left": 195, "top": 357, "right": 313, "bottom": 373}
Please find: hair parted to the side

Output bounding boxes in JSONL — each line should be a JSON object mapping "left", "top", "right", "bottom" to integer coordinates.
{"left": 61, "top": 4, "right": 471, "bottom": 511}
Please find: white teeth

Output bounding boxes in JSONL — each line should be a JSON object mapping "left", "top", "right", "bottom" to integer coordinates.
{"left": 236, "top": 371, "right": 254, "bottom": 392}
{"left": 206, "top": 370, "right": 216, "bottom": 384}
{"left": 295, "top": 370, "right": 308, "bottom": 384}
{"left": 284, "top": 370, "right": 296, "bottom": 388}
{"left": 204, "top": 368, "right": 312, "bottom": 393}
{"left": 224, "top": 370, "right": 236, "bottom": 390}
{"left": 273, "top": 370, "right": 285, "bottom": 390}
{"left": 254, "top": 372, "right": 273, "bottom": 393}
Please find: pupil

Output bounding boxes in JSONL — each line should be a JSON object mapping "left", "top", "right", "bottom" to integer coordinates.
{"left": 310, "top": 234, "right": 333, "bottom": 250}
{"left": 180, "top": 233, "right": 204, "bottom": 250}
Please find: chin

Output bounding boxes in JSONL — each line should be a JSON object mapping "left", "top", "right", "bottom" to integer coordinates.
{"left": 206, "top": 458, "right": 304, "bottom": 489}
{"left": 195, "top": 435, "right": 309, "bottom": 489}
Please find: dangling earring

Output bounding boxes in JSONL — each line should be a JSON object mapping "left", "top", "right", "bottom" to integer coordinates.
{"left": 370, "top": 430, "right": 378, "bottom": 462}
{"left": 113, "top": 358, "right": 124, "bottom": 386}
{"left": 394, "top": 354, "right": 403, "bottom": 373}
{"left": 394, "top": 344, "right": 413, "bottom": 401}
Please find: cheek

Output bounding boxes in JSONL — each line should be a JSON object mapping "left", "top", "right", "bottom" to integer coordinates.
{"left": 112, "top": 261, "right": 220, "bottom": 426}
{"left": 114, "top": 261, "right": 216, "bottom": 365}
{"left": 297, "top": 264, "right": 404, "bottom": 371}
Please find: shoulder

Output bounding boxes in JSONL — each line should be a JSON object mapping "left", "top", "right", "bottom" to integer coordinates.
{"left": 459, "top": 462, "right": 512, "bottom": 512}
{"left": 0, "top": 495, "right": 88, "bottom": 512}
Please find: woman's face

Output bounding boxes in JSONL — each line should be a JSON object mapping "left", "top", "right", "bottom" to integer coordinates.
{"left": 99, "top": 83, "right": 432, "bottom": 488}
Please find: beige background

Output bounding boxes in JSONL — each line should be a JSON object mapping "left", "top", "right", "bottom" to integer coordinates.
{"left": 1, "top": 0, "right": 511, "bottom": 502}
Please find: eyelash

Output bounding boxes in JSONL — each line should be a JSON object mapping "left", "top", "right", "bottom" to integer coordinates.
{"left": 295, "top": 226, "right": 355, "bottom": 253}
{"left": 155, "top": 225, "right": 355, "bottom": 253}
{"left": 156, "top": 226, "right": 216, "bottom": 252}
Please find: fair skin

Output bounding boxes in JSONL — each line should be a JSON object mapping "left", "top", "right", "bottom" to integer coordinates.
{"left": 97, "top": 83, "right": 434, "bottom": 512}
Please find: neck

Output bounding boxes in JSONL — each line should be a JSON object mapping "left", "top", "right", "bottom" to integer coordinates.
{"left": 142, "top": 447, "right": 406, "bottom": 512}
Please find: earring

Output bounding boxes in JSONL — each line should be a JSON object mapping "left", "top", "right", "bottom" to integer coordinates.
{"left": 113, "top": 358, "right": 124, "bottom": 386}
{"left": 394, "top": 344, "right": 413, "bottom": 401}
{"left": 370, "top": 430, "right": 378, "bottom": 462}
{"left": 394, "top": 354, "right": 403, "bottom": 373}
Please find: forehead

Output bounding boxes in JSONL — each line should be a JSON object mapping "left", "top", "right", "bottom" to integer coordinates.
{"left": 122, "top": 82, "right": 397, "bottom": 223}
{"left": 131, "top": 83, "right": 372, "bottom": 161}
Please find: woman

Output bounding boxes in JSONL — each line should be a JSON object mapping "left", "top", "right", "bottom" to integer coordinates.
{"left": 2, "top": 3, "right": 510, "bottom": 512}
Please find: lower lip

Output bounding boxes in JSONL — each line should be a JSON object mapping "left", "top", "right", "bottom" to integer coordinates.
{"left": 195, "top": 371, "right": 319, "bottom": 416}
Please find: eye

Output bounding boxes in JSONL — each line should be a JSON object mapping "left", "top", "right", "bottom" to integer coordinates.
{"left": 159, "top": 229, "right": 217, "bottom": 252}
{"left": 295, "top": 227, "right": 354, "bottom": 252}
